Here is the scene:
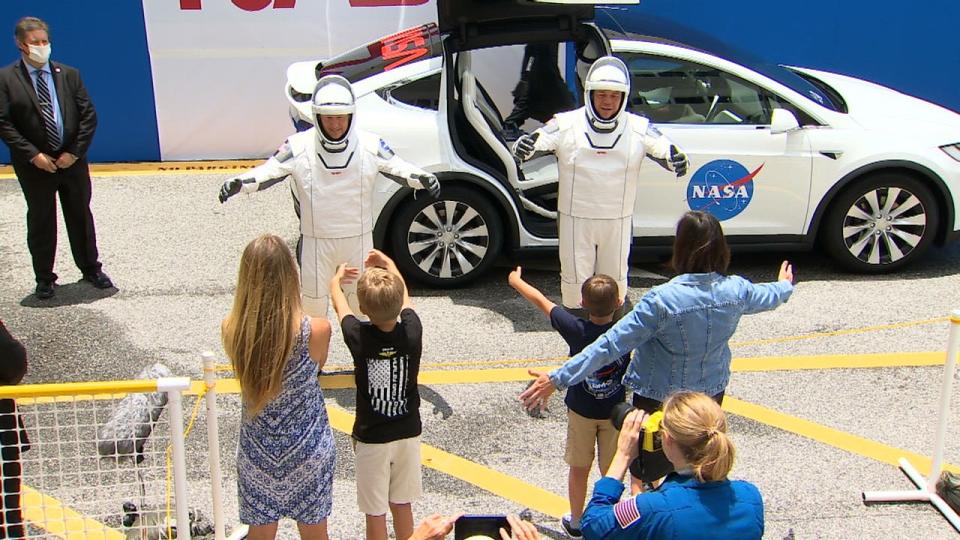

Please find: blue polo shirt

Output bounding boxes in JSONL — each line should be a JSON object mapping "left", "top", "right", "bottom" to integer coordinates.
{"left": 581, "top": 473, "right": 764, "bottom": 539}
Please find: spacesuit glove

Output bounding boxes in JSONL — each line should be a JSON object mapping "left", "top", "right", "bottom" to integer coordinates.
{"left": 218, "top": 178, "right": 243, "bottom": 203}
{"left": 669, "top": 145, "right": 689, "bottom": 178}
{"left": 416, "top": 173, "right": 441, "bottom": 198}
{"left": 512, "top": 132, "right": 539, "bottom": 162}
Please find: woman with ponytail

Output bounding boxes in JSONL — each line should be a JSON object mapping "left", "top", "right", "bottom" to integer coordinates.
{"left": 580, "top": 391, "right": 763, "bottom": 539}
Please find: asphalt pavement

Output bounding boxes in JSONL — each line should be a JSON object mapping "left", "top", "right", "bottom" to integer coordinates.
{"left": 2, "top": 171, "right": 960, "bottom": 539}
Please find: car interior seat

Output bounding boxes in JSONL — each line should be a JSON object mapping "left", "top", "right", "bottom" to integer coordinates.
{"left": 457, "top": 51, "right": 558, "bottom": 219}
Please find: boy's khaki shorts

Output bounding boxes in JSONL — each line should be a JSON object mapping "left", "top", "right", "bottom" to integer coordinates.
{"left": 354, "top": 436, "right": 422, "bottom": 516}
{"left": 565, "top": 409, "right": 618, "bottom": 473}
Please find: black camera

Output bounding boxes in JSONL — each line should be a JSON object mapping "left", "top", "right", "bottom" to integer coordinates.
{"left": 611, "top": 402, "right": 664, "bottom": 453}
{"left": 611, "top": 402, "right": 672, "bottom": 482}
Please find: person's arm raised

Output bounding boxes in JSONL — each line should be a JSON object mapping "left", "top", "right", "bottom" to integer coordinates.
{"left": 329, "top": 263, "right": 360, "bottom": 323}
{"left": 365, "top": 249, "right": 412, "bottom": 310}
{"left": 508, "top": 266, "right": 556, "bottom": 317}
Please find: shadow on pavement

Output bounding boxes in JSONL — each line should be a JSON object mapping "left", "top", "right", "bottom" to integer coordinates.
{"left": 19, "top": 280, "right": 119, "bottom": 308}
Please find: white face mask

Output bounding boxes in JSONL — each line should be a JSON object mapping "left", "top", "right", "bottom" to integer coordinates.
{"left": 26, "top": 44, "right": 51, "bottom": 65}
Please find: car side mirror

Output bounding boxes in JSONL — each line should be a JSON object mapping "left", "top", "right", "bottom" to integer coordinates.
{"left": 769, "top": 108, "right": 801, "bottom": 134}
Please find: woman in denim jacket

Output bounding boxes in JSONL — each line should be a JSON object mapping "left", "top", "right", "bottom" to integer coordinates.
{"left": 520, "top": 210, "right": 793, "bottom": 491}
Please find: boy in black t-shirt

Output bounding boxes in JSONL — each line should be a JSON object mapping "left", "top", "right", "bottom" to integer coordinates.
{"left": 508, "top": 268, "right": 629, "bottom": 538}
{"left": 331, "top": 249, "right": 422, "bottom": 540}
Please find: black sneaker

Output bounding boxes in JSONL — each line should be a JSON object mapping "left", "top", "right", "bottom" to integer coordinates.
{"left": 560, "top": 513, "right": 582, "bottom": 538}
{"left": 35, "top": 281, "right": 55, "bottom": 299}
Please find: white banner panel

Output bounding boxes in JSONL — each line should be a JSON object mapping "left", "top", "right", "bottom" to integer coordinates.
{"left": 142, "top": 0, "right": 435, "bottom": 160}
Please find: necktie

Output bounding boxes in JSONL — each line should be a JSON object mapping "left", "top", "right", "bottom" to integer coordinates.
{"left": 34, "top": 70, "right": 62, "bottom": 149}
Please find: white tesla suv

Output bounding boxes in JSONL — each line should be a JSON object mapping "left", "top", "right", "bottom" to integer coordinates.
{"left": 284, "top": 2, "right": 960, "bottom": 286}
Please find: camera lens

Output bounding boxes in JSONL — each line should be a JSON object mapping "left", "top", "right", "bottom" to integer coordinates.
{"left": 610, "top": 402, "right": 635, "bottom": 431}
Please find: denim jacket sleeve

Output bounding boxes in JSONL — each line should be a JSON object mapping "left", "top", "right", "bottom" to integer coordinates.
{"left": 549, "top": 294, "right": 660, "bottom": 390}
{"left": 739, "top": 278, "right": 794, "bottom": 315}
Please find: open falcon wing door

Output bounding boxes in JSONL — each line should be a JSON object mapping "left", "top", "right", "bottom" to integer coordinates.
{"left": 438, "top": 0, "right": 638, "bottom": 223}
{"left": 439, "top": 0, "right": 636, "bottom": 52}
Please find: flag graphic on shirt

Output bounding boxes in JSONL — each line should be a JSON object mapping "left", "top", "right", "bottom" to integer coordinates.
{"left": 614, "top": 497, "right": 641, "bottom": 528}
{"left": 368, "top": 349, "right": 408, "bottom": 417}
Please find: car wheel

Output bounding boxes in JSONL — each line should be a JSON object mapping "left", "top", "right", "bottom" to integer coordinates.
{"left": 390, "top": 186, "right": 503, "bottom": 287}
{"left": 823, "top": 173, "right": 938, "bottom": 272}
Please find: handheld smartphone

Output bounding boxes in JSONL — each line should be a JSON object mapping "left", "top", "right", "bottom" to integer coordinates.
{"left": 454, "top": 514, "right": 510, "bottom": 540}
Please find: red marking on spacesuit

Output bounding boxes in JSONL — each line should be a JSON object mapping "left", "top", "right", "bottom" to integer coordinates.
{"left": 381, "top": 26, "right": 429, "bottom": 71}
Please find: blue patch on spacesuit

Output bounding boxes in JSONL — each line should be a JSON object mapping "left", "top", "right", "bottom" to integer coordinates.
{"left": 378, "top": 138, "right": 395, "bottom": 159}
{"left": 274, "top": 141, "right": 294, "bottom": 162}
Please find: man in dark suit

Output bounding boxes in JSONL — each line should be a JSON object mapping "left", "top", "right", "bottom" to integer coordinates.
{"left": 0, "top": 16, "right": 112, "bottom": 300}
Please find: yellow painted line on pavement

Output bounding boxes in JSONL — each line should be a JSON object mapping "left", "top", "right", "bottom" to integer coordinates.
{"left": 730, "top": 351, "right": 946, "bottom": 371}
{"left": 723, "top": 397, "right": 959, "bottom": 476}
{"left": 0, "top": 160, "right": 264, "bottom": 179}
{"left": 324, "top": 406, "right": 569, "bottom": 518}
{"left": 194, "top": 351, "right": 947, "bottom": 396}
{"left": 731, "top": 316, "right": 948, "bottom": 347}
{"left": 22, "top": 484, "right": 124, "bottom": 539}
{"left": 190, "top": 379, "right": 569, "bottom": 515}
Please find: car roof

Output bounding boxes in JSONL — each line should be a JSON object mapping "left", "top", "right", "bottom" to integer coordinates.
{"left": 598, "top": 10, "right": 842, "bottom": 112}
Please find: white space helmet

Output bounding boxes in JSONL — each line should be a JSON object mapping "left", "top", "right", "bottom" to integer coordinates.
{"left": 583, "top": 56, "right": 630, "bottom": 133}
{"left": 312, "top": 75, "right": 356, "bottom": 152}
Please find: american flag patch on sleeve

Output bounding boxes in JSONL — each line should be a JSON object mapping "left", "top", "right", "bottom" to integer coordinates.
{"left": 614, "top": 497, "right": 641, "bottom": 528}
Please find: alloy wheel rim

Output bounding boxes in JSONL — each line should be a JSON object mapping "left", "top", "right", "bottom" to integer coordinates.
{"left": 841, "top": 186, "right": 926, "bottom": 265}
{"left": 406, "top": 200, "right": 490, "bottom": 279}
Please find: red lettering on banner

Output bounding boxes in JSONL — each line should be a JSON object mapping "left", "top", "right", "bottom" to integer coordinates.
{"left": 350, "top": 0, "right": 428, "bottom": 6}
{"left": 381, "top": 26, "right": 428, "bottom": 71}
{"left": 233, "top": 0, "right": 269, "bottom": 10}
{"left": 180, "top": 0, "right": 296, "bottom": 9}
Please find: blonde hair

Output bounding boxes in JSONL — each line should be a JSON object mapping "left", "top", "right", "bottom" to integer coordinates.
{"left": 222, "top": 235, "right": 302, "bottom": 417}
{"left": 357, "top": 267, "right": 404, "bottom": 322}
{"left": 661, "top": 391, "right": 735, "bottom": 483}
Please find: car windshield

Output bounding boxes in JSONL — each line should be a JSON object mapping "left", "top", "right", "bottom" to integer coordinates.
{"left": 317, "top": 23, "right": 443, "bottom": 83}
{"left": 597, "top": 10, "right": 842, "bottom": 112}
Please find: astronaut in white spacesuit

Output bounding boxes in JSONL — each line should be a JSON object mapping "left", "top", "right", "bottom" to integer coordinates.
{"left": 512, "top": 56, "right": 689, "bottom": 309}
{"left": 219, "top": 74, "right": 439, "bottom": 316}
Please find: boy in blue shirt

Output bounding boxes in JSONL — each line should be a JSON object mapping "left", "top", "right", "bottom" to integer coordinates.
{"left": 508, "top": 268, "right": 629, "bottom": 538}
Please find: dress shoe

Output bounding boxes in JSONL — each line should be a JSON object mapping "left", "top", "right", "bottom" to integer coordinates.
{"left": 35, "top": 281, "right": 55, "bottom": 299}
{"left": 83, "top": 271, "right": 114, "bottom": 289}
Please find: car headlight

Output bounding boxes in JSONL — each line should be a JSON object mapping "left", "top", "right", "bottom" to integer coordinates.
{"left": 289, "top": 88, "right": 312, "bottom": 103}
{"left": 940, "top": 143, "right": 960, "bottom": 162}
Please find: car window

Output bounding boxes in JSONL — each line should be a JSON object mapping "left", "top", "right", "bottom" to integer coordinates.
{"left": 617, "top": 52, "right": 795, "bottom": 126}
{"left": 383, "top": 72, "right": 441, "bottom": 110}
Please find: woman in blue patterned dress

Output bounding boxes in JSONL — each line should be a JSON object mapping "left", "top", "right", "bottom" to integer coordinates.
{"left": 222, "top": 234, "right": 338, "bottom": 540}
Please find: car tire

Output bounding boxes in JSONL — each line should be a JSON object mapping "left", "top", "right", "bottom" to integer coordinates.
{"left": 822, "top": 173, "right": 938, "bottom": 272}
{"left": 390, "top": 186, "right": 503, "bottom": 287}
